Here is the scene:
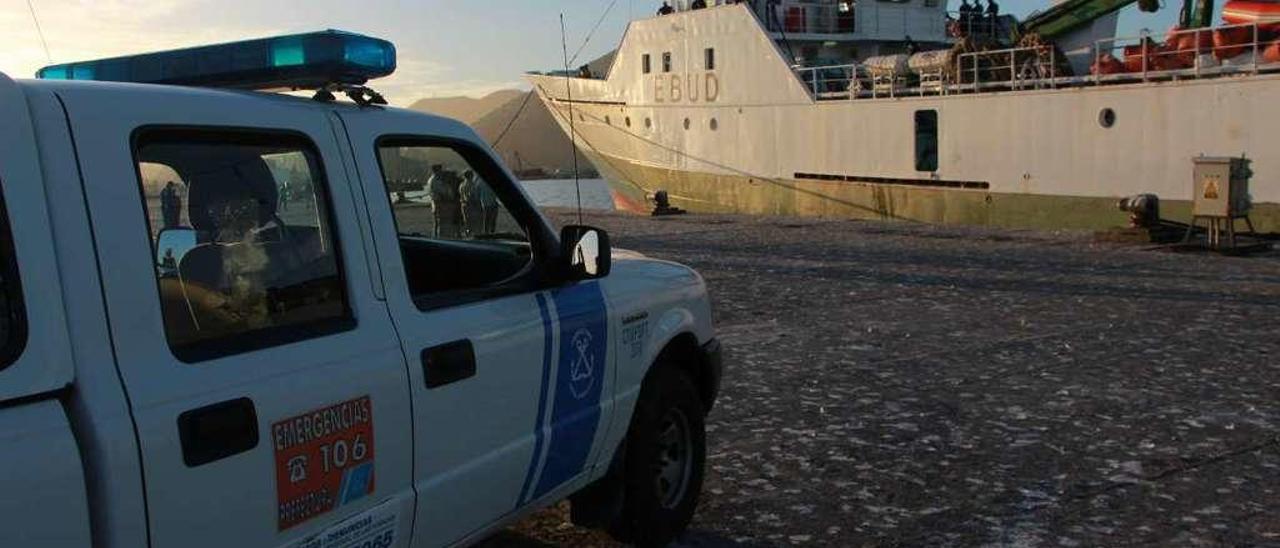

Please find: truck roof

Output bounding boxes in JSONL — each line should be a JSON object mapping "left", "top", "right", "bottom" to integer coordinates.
{"left": 7, "top": 71, "right": 474, "bottom": 136}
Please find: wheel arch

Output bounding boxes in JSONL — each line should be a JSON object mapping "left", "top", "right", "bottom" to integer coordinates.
{"left": 649, "top": 332, "right": 716, "bottom": 414}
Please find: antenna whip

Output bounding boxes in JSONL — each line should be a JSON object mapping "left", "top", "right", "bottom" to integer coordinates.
{"left": 26, "top": 0, "right": 52, "bottom": 65}
{"left": 560, "top": 13, "right": 584, "bottom": 224}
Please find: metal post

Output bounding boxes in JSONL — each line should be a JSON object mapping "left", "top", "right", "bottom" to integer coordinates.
{"left": 1142, "top": 31, "right": 1149, "bottom": 82}
{"left": 811, "top": 68, "right": 818, "bottom": 96}
{"left": 1254, "top": 23, "right": 1260, "bottom": 74}
{"left": 1094, "top": 41, "right": 1101, "bottom": 86}
{"left": 1050, "top": 46, "right": 1057, "bottom": 89}
{"left": 973, "top": 53, "right": 979, "bottom": 93}
{"left": 1194, "top": 29, "right": 1201, "bottom": 78}
{"left": 849, "top": 65, "right": 855, "bottom": 102}
{"left": 1010, "top": 49, "right": 1016, "bottom": 90}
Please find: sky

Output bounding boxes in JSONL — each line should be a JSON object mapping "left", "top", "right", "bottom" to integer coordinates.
{"left": 1, "top": 0, "right": 1217, "bottom": 106}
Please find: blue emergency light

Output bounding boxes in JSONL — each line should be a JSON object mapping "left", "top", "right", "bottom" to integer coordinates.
{"left": 36, "top": 30, "right": 396, "bottom": 91}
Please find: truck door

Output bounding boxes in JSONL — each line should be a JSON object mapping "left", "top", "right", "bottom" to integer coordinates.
{"left": 338, "top": 111, "right": 617, "bottom": 545}
{"left": 0, "top": 74, "right": 91, "bottom": 547}
{"left": 57, "top": 86, "right": 415, "bottom": 548}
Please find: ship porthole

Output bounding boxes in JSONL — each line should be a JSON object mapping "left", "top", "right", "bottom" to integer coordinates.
{"left": 1099, "top": 108, "right": 1116, "bottom": 128}
{"left": 710, "top": 118, "right": 719, "bottom": 131}
{"left": 645, "top": 117, "right": 652, "bottom": 129}
{"left": 683, "top": 118, "right": 691, "bottom": 130}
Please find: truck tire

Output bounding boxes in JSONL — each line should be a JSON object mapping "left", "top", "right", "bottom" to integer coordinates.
{"left": 609, "top": 364, "right": 706, "bottom": 547}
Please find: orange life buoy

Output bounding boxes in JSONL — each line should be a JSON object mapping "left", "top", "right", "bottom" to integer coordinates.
{"left": 1090, "top": 52, "right": 1125, "bottom": 75}
{"left": 1223, "top": 0, "right": 1280, "bottom": 25}
{"left": 1214, "top": 25, "right": 1256, "bottom": 59}
{"left": 1264, "top": 39, "right": 1280, "bottom": 62}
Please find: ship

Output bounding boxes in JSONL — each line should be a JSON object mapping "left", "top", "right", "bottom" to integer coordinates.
{"left": 527, "top": 0, "right": 1280, "bottom": 231}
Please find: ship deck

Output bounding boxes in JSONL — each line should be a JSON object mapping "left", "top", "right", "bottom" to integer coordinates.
{"left": 487, "top": 210, "right": 1280, "bottom": 547}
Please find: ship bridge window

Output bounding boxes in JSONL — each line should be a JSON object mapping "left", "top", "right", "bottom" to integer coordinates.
{"left": 642, "top": 54, "right": 651, "bottom": 74}
{"left": 704, "top": 48, "right": 716, "bottom": 70}
{"left": 915, "top": 110, "right": 939, "bottom": 172}
{"left": 662, "top": 52, "right": 672, "bottom": 73}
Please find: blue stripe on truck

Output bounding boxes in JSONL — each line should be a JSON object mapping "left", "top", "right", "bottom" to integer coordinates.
{"left": 531, "top": 281, "right": 609, "bottom": 499}
{"left": 518, "top": 292, "right": 556, "bottom": 506}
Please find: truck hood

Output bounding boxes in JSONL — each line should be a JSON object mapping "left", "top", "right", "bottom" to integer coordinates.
{"left": 613, "top": 247, "right": 648, "bottom": 261}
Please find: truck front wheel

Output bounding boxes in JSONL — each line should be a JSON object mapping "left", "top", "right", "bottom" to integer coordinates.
{"left": 609, "top": 364, "right": 706, "bottom": 547}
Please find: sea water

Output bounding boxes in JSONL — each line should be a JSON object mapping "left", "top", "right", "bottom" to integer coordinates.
{"left": 518, "top": 178, "right": 614, "bottom": 211}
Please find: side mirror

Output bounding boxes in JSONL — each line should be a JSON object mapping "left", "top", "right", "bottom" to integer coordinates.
{"left": 561, "top": 225, "right": 611, "bottom": 280}
{"left": 156, "top": 227, "right": 197, "bottom": 276}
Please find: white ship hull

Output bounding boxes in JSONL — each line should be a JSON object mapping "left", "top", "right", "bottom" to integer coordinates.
{"left": 529, "top": 4, "right": 1280, "bottom": 230}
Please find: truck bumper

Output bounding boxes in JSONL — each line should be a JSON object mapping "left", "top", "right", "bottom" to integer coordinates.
{"left": 699, "top": 338, "right": 724, "bottom": 413}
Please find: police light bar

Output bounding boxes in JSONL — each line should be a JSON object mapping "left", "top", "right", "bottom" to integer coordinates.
{"left": 36, "top": 30, "right": 396, "bottom": 91}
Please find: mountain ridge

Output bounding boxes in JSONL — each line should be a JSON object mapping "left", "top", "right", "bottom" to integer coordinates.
{"left": 408, "top": 88, "right": 592, "bottom": 177}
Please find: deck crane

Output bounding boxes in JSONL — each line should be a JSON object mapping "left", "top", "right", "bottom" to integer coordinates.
{"left": 1021, "top": 0, "right": 1215, "bottom": 42}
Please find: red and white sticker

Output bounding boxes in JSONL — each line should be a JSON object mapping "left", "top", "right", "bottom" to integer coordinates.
{"left": 273, "top": 396, "right": 376, "bottom": 530}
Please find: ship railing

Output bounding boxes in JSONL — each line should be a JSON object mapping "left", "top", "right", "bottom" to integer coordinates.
{"left": 792, "top": 63, "right": 918, "bottom": 100}
{"left": 793, "top": 63, "right": 862, "bottom": 100}
{"left": 954, "top": 45, "right": 1060, "bottom": 94}
{"left": 793, "top": 21, "right": 1280, "bottom": 102}
{"left": 1091, "top": 22, "right": 1280, "bottom": 85}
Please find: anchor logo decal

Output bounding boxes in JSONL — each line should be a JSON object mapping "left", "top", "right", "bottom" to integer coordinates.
{"left": 569, "top": 328, "right": 595, "bottom": 399}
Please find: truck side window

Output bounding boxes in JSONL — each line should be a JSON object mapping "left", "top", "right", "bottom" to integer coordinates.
{"left": 375, "top": 139, "right": 533, "bottom": 303}
{"left": 135, "top": 129, "right": 353, "bottom": 362}
{"left": 0, "top": 190, "right": 25, "bottom": 369}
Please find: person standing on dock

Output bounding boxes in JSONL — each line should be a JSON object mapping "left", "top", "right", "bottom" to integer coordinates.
{"left": 958, "top": 0, "right": 973, "bottom": 34}
{"left": 986, "top": 0, "right": 1000, "bottom": 36}
{"left": 691, "top": 0, "right": 707, "bottom": 9}
{"left": 658, "top": 2, "right": 674, "bottom": 15}
{"left": 460, "top": 170, "right": 494, "bottom": 237}
{"left": 160, "top": 181, "right": 182, "bottom": 228}
{"left": 428, "top": 164, "right": 462, "bottom": 238}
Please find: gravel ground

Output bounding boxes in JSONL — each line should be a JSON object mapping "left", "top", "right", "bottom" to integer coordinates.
{"left": 482, "top": 211, "right": 1280, "bottom": 548}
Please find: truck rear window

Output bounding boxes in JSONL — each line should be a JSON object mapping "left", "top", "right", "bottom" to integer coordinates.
{"left": 134, "top": 129, "right": 353, "bottom": 362}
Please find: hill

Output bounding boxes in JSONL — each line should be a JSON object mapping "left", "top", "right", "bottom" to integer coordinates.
{"left": 470, "top": 91, "right": 593, "bottom": 178}
{"left": 407, "top": 89, "right": 525, "bottom": 124}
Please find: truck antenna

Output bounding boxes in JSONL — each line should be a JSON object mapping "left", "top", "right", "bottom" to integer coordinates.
{"left": 560, "top": 13, "right": 584, "bottom": 225}
{"left": 26, "top": 0, "right": 52, "bottom": 65}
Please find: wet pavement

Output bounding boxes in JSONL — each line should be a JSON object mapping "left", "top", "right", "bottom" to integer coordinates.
{"left": 483, "top": 211, "right": 1280, "bottom": 547}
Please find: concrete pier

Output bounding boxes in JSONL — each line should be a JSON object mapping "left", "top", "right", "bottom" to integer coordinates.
{"left": 486, "top": 211, "right": 1280, "bottom": 547}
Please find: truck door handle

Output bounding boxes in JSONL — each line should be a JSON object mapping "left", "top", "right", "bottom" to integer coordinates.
{"left": 423, "top": 339, "right": 476, "bottom": 389}
{"left": 177, "top": 398, "right": 259, "bottom": 467}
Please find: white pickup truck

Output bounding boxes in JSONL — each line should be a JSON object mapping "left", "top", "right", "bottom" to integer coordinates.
{"left": 0, "top": 30, "right": 720, "bottom": 548}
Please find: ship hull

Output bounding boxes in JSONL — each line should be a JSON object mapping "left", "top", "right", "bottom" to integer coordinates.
{"left": 588, "top": 148, "right": 1280, "bottom": 230}
{"left": 528, "top": 5, "right": 1280, "bottom": 232}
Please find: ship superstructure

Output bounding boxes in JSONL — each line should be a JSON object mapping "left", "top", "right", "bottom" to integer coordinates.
{"left": 528, "top": 1, "right": 1280, "bottom": 231}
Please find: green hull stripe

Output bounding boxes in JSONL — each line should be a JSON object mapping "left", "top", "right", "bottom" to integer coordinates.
{"left": 588, "top": 152, "right": 1280, "bottom": 232}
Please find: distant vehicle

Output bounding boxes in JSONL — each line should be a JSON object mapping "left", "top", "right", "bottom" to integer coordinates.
{"left": 1, "top": 30, "right": 721, "bottom": 548}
